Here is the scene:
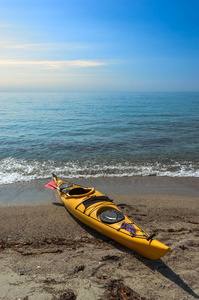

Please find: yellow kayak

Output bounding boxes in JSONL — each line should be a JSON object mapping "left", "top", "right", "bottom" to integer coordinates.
{"left": 48, "top": 174, "right": 170, "bottom": 260}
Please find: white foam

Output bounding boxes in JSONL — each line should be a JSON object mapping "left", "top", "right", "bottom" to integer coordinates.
{"left": 0, "top": 157, "right": 198, "bottom": 184}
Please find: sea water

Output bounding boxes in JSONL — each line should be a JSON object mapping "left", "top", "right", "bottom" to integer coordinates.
{"left": 0, "top": 92, "right": 199, "bottom": 184}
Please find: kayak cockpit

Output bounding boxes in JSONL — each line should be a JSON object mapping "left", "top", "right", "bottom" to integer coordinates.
{"left": 63, "top": 187, "right": 95, "bottom": 198}
{"left": 68, "top": 187, "right": 91, "bottom": 195}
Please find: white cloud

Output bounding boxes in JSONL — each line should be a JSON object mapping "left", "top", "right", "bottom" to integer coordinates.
{"left": 0, "top": 40, "right": 107, "bottom": 69}
{"left": 0, "top": 41, "right": 89, "bottom": 51}
{"left": 0, "top": 59, "right": 107, "bottom": 69}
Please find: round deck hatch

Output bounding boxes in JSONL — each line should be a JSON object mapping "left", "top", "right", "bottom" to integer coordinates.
{"left": 100, "top": 209, "right": 124, "bottom": 224}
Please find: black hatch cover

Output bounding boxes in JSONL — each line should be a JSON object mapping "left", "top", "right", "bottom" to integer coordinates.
{"left": 100, "top": 209, "right": 124, "bottom": 224}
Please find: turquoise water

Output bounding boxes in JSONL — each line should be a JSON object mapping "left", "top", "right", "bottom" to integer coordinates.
{"left": 0, "top": 92, "right": 199, "bottom": 184}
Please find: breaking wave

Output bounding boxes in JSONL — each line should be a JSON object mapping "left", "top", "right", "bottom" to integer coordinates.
{"left": 0, "top": 157, "right": 198, "bottom": 185}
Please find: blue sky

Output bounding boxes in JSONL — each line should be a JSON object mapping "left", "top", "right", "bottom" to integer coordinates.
{"left": 0, "top": 0, "right": 198, "bottom": 92}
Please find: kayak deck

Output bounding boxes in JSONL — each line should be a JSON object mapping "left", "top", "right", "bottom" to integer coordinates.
{"left": 51, "top": 174, "right": 170, "bottom": 260}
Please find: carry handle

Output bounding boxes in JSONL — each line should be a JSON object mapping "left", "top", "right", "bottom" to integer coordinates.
{"left": 146, "top": 233, "right": 156, "bottom": 241}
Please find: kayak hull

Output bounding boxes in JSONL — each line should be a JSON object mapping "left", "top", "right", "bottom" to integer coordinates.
{"left": 52, "top": 175, "right": 170, "bottom": 260}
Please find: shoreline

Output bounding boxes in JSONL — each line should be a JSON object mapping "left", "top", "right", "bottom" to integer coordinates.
{"left": 1, "top": 176, "right": 199, "bottom": 206}
{"left": 0, "top": 177, "right": 199, "bottom": 299}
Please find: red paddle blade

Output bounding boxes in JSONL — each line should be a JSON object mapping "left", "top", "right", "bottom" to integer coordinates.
{"left": 45, "top": 181, "right": 58, "bottom": 190}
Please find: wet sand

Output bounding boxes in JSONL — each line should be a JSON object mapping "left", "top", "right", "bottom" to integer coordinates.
{"left": 0, "top": 177, "right": 199, "bottom": 299}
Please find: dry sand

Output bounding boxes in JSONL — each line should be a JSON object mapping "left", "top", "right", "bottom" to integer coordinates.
{"left": 0, "top": 177, "right": 199, "bottom": 299}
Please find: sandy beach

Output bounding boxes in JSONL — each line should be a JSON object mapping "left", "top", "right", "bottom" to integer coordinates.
{"left": 0, "top": 177, "right": 199, "bottom": 299}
